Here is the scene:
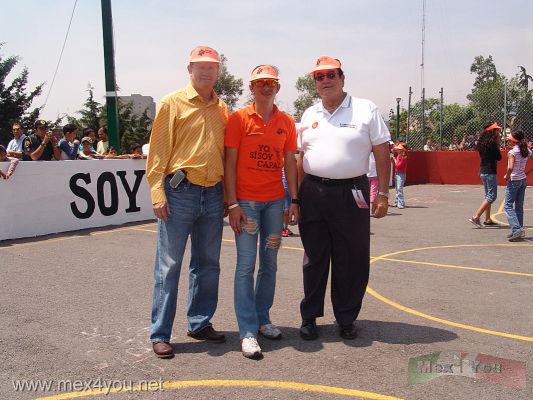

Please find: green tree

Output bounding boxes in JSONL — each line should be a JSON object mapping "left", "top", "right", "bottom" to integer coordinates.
{"left": 293, "top": 74, "right": 319, "bottom": 122}
{"left": 78, "top": 83, "right": 102, "bottom": 132}
{"left": 100, "top": 99, "right": 152, "bottom": 153}
{"left": 517, "top": 66, "right": 533, "bottom": 91}
{"left": 214, "top": 54, "right": 243, "bottom": 112}
{"left": 120, "top": 107, "right": 152, "bottom": 152}
{"left": 0, "top": 44, "right": 44, "bottom": 145}
{"left": 470, "top": 55, "right": 498, "bottom": 88}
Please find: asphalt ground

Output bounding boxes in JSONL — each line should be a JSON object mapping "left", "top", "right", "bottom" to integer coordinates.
{"left": 1, "top": 184, "right": 532, "bottom": 400}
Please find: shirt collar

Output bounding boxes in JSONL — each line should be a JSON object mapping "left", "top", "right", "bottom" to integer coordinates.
{"left": 246, "top": 102, "right": 280, "bottom": 119}
{"left": 185, "top": 82, "right": 219, "bottom": 104}
{"left": 317, "top": 93, "right": 351, "bottom": 114}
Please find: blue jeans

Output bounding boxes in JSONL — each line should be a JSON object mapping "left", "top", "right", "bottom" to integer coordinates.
{"left": 150, "top": 178, "right": 224, "bottom": 343}
{"left": 504, "top": 178, "right": 527, "bottom": 235}
{"left": 480, "top": 173, "right": 497, "bottom": 203}
{"left": 395, "top": 172, "right": 406, "bottom": 207}
{"left": 234, "top": 198, "right": 284, "bottom": 339}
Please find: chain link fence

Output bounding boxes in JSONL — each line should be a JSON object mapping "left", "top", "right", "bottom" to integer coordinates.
{"left": 389, "top": 84, "right": 533, "bottom": 150}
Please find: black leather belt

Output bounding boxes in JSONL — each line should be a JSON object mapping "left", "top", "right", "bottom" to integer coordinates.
{"left": 306, "top": 174, "right": 365, "bottom": 185}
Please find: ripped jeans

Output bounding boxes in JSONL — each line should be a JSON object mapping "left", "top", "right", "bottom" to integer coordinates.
{"left": 234, "top": 198, "right": 284, "bottom": 339}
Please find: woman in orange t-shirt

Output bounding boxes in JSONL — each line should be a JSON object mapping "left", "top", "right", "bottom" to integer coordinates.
{"left": 224, "top": 65, "right": 299, "bottom": 359}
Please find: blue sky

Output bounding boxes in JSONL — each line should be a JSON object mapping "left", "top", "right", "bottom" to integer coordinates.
{"left": 2, "top": 0, "right": 532, "bottom": 121}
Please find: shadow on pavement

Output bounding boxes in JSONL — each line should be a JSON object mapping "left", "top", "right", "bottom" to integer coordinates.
{"left": 170, "top": 320, "right": 458, "bottom": 357}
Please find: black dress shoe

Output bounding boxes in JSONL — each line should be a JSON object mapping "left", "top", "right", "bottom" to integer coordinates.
{"left": 339, "top": 323, "right": 357, "bottom": 340}
{"left": 187, "top": 325, "right": 226, "bottom": 343}
{"left": 152, "top": 342, "right": 174, "bottom": 359}
{"left": 299, "top": 319, "right": 318, "bottom": 340}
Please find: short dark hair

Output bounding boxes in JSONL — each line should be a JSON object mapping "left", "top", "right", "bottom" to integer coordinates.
{"left": 99, "top": 126, "right": 108, "bottom": 134}
{"left": 63, "top": 124, "right": 77, "bottom": 135}
{"left": 129, "top": 143, "right": 142, "bottom": 153}
{"left": 83, "top": 128, "right": 95, "bottom": 136}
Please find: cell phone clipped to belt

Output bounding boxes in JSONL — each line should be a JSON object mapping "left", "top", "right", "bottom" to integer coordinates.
{"left": 169, "top": 170, "right": 186, "bottom": 188}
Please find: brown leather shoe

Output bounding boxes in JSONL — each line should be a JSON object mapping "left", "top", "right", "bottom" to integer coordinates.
{"left": 152, "top": 342, "right": 174, "bottom": 359}
{"left": 187, "top": 325, "right": 226, "bottom": 343}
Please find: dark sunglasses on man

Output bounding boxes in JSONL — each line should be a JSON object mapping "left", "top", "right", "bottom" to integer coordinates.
{"left": 314, "top": 71, "right": 338, "bottom": 81}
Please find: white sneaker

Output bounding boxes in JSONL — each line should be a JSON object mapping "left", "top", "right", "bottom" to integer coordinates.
{"left": 259, "top": 324, "right": 282, "bottom": 339}
{"left": 241, "top": 336, "right": 262, "bottom": 359}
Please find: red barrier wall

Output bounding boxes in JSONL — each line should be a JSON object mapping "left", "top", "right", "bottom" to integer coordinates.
{"left": 406, "top": 151, "right": 533, "bottom": 186}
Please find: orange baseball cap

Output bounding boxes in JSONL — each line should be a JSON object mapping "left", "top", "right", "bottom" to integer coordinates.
{"left": 394, "top": 143, "right": 407, "bottom": 151}
{"left": 189, "top": 46, "right": 220, "bottom": 63}
{"left": 483, "top": 122, "right": 502, "bottom": 132}
{"left": 311, "top": 56, "right": 342, "bottom": 73}
{"left": 250, "top": 65, "right": 279, "bottom": 81}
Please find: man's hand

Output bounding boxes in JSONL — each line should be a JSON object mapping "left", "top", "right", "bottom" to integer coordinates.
{"left": 372, "top": 195, "right": 388, "bottom": 218}
{"left": 229, "top": 206, "right": 247, "bottom": 235}
{"left": 288, "top": 204, "right": 299, "bottom": 225}
{"left": 153, "top": 201, "right": 169, "bottom": 221}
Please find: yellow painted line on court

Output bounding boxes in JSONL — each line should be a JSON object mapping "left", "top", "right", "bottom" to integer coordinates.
{"left": 34, "top": 380, "right": 403, "bottom": 400}
{"left": 129, "top": 227, "right": 158, "bottom": 233}
{"left": 379, "top": 257, "right": 533, "bottom": 277}
{"left": 369, "top": 244, "right": 533, "bottom": 342}
{"left": 366, "top": 287, "right": 532, "bottom": 342}
{"left": 490, "top": 198, "right": 532, "bottom": 230}
{"left": 102, "top": 230, "right": 533, "bottom": 341}
{"left": 0, "top": 222, "right": 158, "bottom": 250}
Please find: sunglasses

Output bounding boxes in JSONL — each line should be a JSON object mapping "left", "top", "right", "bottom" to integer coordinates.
{"left": 314, "top": 71, "right": 338, "bottom": 81}
{"left": 253, "top": 79, "right": 278, "bottom": 88}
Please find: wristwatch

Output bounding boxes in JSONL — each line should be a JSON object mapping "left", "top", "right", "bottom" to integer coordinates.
{"left": 377, "top": 191, "right": 389, "bottom": 198}
{"left": 291, "top": 198, "right": 301, "bottom": 205}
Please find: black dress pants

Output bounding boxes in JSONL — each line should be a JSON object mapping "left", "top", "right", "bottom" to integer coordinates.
{"left": 298, "top": 175, "right": 370, "bottom": 326}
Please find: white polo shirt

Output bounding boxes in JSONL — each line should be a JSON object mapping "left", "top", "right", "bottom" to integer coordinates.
{"left": 298, "top": 94, "right": 390, "bottom": 179}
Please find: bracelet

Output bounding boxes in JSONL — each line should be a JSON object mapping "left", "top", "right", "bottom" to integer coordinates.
{"left": 377, "top": 191, "right": 389, "bottom": 198}
{"left": 291, "top": 198, "right": 300, "bottom": 205}
{"left": 228, "top": 203, "right": 240, "bottom": 210}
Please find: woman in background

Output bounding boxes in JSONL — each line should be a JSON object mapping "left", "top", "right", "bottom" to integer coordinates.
{"left": 469, "top": 122, "right": 502, "bottom": 228}
{"left": 504, "top": 129, "right": 532, "bottom": 241}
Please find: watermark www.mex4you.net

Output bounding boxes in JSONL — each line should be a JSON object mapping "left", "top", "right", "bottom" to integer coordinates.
{"left": 12, "top": 378, "right": 163, "bottom": 395}
{"left": 408, "top": 351, "right": 526, "bottom": 388}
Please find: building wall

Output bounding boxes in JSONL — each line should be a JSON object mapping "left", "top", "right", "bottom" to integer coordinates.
{"left": 119, "top": 94, "right": 156, "bottom": 120}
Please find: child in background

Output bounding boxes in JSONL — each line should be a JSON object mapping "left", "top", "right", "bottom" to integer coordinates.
{"left": 367, "top": 152, "right": 379, "bottom": 216}
{"left": 504, "top": 129, "right": 533, "bottom": 241}
{"left": 0, "top": 145, "right": 19, "bottom": 179}
{"left": 392, "top": 143, "right": 408, "bottom": 209}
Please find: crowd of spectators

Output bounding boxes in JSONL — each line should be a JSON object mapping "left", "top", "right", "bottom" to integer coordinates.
{"left": 424, "top": 129, "right": 533, "bottom": 151}
{"left": 0, "top": 120, "right": 147, "bottom": 178}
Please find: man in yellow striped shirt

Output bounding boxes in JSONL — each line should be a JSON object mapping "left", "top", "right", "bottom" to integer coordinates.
{"left": 146, "top": 46, "right": 229, "bottom": 359}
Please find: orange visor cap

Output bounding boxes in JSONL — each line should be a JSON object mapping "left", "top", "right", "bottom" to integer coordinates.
{"left": 189, "top": 46, "right": 220, "bottom": 63}
{"left": 250, "top": 65, "right": 279, "bottom": 81}
{"left": 311, "top": 56, "right": 341, "bottom": 73}
{"left": 484, "top": 122, "right": 502, "bottom": 132}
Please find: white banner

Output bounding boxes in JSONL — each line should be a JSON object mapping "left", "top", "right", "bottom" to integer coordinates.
{"left": 0, "top": 159, "right": 154, "bottom": 241}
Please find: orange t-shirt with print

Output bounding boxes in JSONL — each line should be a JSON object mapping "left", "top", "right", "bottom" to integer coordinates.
{"left": 225, "top": 104, "right": 297, "bottom": 201}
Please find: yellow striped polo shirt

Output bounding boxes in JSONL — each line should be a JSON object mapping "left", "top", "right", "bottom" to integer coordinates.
{"left": 146, "top": 83, "right": 229, "bottom": 204}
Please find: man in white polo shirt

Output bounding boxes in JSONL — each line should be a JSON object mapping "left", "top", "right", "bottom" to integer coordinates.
{"left": 297, "top": 56, "right": 391, "bottom": 341}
